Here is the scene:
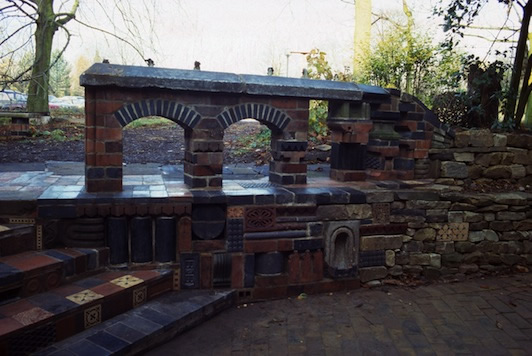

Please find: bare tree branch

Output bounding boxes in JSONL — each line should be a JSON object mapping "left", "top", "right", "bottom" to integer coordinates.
{"left": 0, "top": 21, "right": 34, "bottom": 47}
{"left": 7, "top": 0, "right": 37, "bottom": 21}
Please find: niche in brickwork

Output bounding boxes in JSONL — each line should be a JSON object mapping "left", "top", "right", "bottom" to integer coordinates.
{"left": 324, "top": 220, "right": 360, "bottom": 278}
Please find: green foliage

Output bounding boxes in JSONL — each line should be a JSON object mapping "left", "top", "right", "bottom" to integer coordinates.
{"left": 49, "top": 50, "right": 72, "bottom": 97}
{"left": 124, "top": 117, "right": 178, "bottom": 129}
{"left": 235, "top": 127, "right": 271, "bottom": 155}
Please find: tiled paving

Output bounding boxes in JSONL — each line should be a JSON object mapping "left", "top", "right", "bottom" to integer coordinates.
{"left": 147, "top": 273, "right": 532, "bottom": 355}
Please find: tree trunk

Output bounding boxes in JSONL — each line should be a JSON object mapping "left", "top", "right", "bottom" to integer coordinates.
{"left": 27, "top": 0, "right": 57, "bottom": 114}
{"left": 505, "top": 1, "right": 532, "bottom": 127}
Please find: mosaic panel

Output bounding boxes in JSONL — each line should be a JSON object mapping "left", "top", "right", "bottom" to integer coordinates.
{"left": 372, "top": 203, "right": 390, "bottom": 224}
{"left": 133, "top": 286, "right": 147, "bottom": 307}
{"left": 436, "top": 222, "right": 469, "bottom": 242}
{"left": 110, "top": 275, "right": 144, "bottom": 288}
{"left": 226, "top": 218, "right": 244, "bottom": 252}
{"left": 359, "top": 250, "right": 386, "bottom": 268}
{"left": 84, "top": 304, "right": 101, "bottom": 329}
{"left": 66, "top": 290, "right": 104, "bottom": 305}
{"left": 245, "top": 207, "right": 275, "bottom": 231}
{"left": 12, "top": 307, "right": 53, "bottom": 326}
{"left": 181, "top": 253, "right": 200, "bottom": 289}
{"left": 36, "top": 224, "right": 43, "bottom": 250}
{"left": 173, "top": 268, "right": 180, "bottom": 290}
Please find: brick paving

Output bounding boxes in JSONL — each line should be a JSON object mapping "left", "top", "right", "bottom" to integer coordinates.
{"left": 147, "top": 273, "right": 532, "bottom": 355}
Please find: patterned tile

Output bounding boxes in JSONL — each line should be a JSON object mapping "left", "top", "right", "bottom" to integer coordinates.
{"left": 110, "top": 275, "right": 143, "bottom": 288}
{"left": 12, "top": 307, "right": 53, "bottom": 326}
{"left": 227, "top": 206, "right": 245, "bottom": 218}
{"left": 436, "top": 222, "right": 469, "bottom": 242}
{"left": 66, "top": 289, "right": 103, "bottom": 305}
{"left": 84, "top": 304, "right": 101, "bottom": 329}
{"left": 133, "top": 286, "right": 147, "bottom": 307}
{"left": 173, "top": 269, "right": 180, "bottom": 291}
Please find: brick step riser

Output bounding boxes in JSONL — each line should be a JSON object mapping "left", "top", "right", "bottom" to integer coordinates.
{"left": 0, "top": 224, "right": 36, "bottom": 257}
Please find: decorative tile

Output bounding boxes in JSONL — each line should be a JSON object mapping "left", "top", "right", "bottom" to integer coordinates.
{"left": 245, "top": 207, "right": 275, "bottom": 231}
{"left": 84, "top": 304, "right": 101, "bottom": 329}
{"left": 133, "top": 286, "right": 147, "bottom": 307}
{"left": 12, "top": 307, "right": 54, "bottom": 326}
{"left": 226, "top": 219, "right": 244, "bottom": 252}
{"left": 436, "top": 222, "right": 469, "bottom": 242}
{"left": 9, "top": 217, "right": 35, "bottom": 224}
{"left": 173, "top": 269, "right": 180, "bottom": 290}
{"left": 66, "top": 289, "right": 103, "bottom": 305}
{"left": 359, "top": 250, "right": 386, "bottom": 268}
{"left": 110, "top": 275, "right": 143, "bottom": 288}
{"left": 36, "top": 225, "right": 43, "bottom": 250}
{"left": 227, "top": 207, "right": 244, "bottom": 218}
{"left": 372, "top": 203, "right": 390, "bottom": 224}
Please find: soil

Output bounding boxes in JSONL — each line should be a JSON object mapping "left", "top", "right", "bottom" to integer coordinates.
{"left": 0, "top": 119, "right": 329, "bottom": 165}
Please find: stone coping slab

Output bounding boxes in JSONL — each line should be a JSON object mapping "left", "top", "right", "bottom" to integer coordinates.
{"left": 81, "top": 63, "right": 389, "bottom": 101}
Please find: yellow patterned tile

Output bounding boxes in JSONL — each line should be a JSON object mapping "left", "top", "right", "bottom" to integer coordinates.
{"left": 110, "top": 275, "right": 143, "bottom": 288}
{"left": 66, "top": 290, "right": 103, "bottom": 305}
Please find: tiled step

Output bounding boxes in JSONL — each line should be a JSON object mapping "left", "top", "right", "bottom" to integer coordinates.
{"left": 35, "top": 289, "right": 235, "bottom": 356}
{"left": 0, "top": 268, "right": 173, "bottom": 355}
{"left": 0, "top": 224, "right": 35, "bottom": 257}
{"left": 0, "top": 248, "right": 109, "bottom": 301}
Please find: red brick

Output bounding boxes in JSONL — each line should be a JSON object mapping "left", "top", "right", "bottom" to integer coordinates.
{"left": 192, "top": 240, "right": 225, "bottom": 252}
{"left": 300, "top": 251, "right": 313, "bottom": 283}
{"left": 136, "top": 205, "right": 148, "bottom": 216}
{"left": 252, "top": 286, "right": 288, "bottom": 300}
{"left": 244, "top": 240, "right": 277, "bottom": 253}
{"left": 96, "top": 100, "right": 123, "bottom": 114}
{"left": 105, "top": 115, "right": 122, "bottom": 128}
{"left": 148, "top": 204, "right": 162, "bottom": 215}
{"left": 415, "top": 140, "right": 431, "bottom": 149}
{"left": 277, "top": 239, "right": 294, "bottom": 251}
{"left": 95, "top": 154, "right": 122, "bottom": 166}
{"left": 313, "top": 250, "right": 324, "bottom": 281}
{"left": 200, "top": 254, "right": 213, "bottom": 288}
{"left": 269, "top": 98, "right": 299, "bottom": 110}
{"left": 178, "top": 217, "right": 192, "bottom": 252}
{"left": 231, "top": 254, "right": 244, "bottom": 289}
{"left": 288, "top": 252, "right": 300, "bottom": 284}
{"left": 254, "top": 274, "right": 289, "bottom": 288}
{"left": 97, "top": 204, "right": 111, "bottom": 217}
{"left": 413, "top": 149, "right": 429, "bottom": 159}
{"left": 110, "top": 205, "right": 124, "bottom": 217}
{"left": 368, "top": 146, "right": 400, "bottom": 157}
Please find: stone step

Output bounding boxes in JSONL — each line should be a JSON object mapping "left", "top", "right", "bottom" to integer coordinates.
{"left": 34, "top": 289, "right": 235, "bottom": 355}
{"left": 0, "top": 268, "right": 174, "bottom": 355}
{"left": 0, "top": 224, "right": 35, "bottom": 257}
{"left": 0, "top": 248, "right": 109, "bottom": 302}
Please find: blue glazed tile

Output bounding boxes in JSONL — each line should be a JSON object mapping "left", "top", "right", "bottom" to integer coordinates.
{"left": 66, "top": 339, "right": 112, "bottom": 356}
{"left": 86, "top": 331, "right": 130, "bottom": 353}
{"left": 43, "top": 250, "right": 75, "bottom": 276}
{"left": 136, "top": 307, "right": 175, "bottom": 327}
{"left": 74, "top": 249, "right": 98, "bottom": 270}
{"left": 29, "top": 292, "right": 77, "bottom": 314}
{"left": 105, "top": 322, "right": 145, "bottom": 343}
{"left": 123, "top": 315, "right": 162, "bottom": 334}
{"left": 73, "top": 277, "right": 104, "bottom": 289}
{"left": 0, "top": 262, "right": 23, "bottom": 285}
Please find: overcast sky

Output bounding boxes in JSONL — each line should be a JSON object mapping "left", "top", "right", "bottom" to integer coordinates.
{"left": 6, "top": 0, "right": 522, "bottom": 77}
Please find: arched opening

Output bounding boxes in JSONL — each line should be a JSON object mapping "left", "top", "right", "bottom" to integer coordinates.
{"left": 122, "top": 116, "right": 186, "bottom": 179}
{"left": 223, "top": 119, "right": 271, "bottom": 181}
{"left": 333, "top": 231, "right": 349, "bottom": 270}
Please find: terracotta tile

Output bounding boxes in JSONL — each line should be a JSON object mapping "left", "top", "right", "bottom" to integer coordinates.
{"left": 0, "top": 317, "right": 23, "bottom": 336}
{"left": 56, "top": 314, "right": 77, "bottom": 341}
{"left": 5, "top": 254, "right": 61, "bottom": 273}
{"left": 52, "top": 284, "right": 85, "bottom": 298}
{"left": 11, "top": 307, "right": 53, "bottom": 326}
{"left": 98, "top": 270, "right": 127, "bottom": 282}
{"left": 91, "top": 282, "right": 124, "bottom": 296}
{"left": 0, "top": 299, "right": 36, "bottom": 317}
{"left": 131, "top": 270, "right": 159, "bottom": 281}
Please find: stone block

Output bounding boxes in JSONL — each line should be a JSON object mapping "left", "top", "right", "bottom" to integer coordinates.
{"left": 403, "top": 265, "right": 423, "bottom": 275}
{"left": 501, "top": 231, "right": 526, "bottom": 241}
{"left": 406, "top": 200, "right": 451, "bottom": 210}
{"left": 408, "top": 253, "right": 430, "bottom": 266}
{"left": 492, "top": 193, "right": 528, "bottom": 205}
{"left": 316, "top": 205, "right": 349, "bottom": 220}
{"left": 483, "top": 165, "right": 512, "bottom": 179}
{"left": 453, "top": 152, "right": 474, "bottom": 162}
{"left": 509, "top": 147, "right": 531, "bottom": 165}
{"left": 366, "top": 191, "right": 394, "bottom": 203}
{"left": 385, "top": 250, "right": 395, "bottom": 267}
{"left": 470, "top": 129, "right": 493, "bottom": 147}
{"left": 493, "top": 134, "right": 507, "bottom": 147}
{"left": 346, "top": 204, "right": 372, "bottom": 219}
{"left": 455, "top": 242, "right": 476, "bottom": 253}
{"left": 454, "top": 131, "right": 470, "bottom": 148}
{"left": 490, "top": 221, "right": 514, "bottom": 232}
{"left": 459, "top": 264, "right": 479, "bottom": 274}
{"left": 441, "top": 161, "right": 468, "bottom": 178}
{"left": 468, "top": 165, "right": 483, "bottom": 179}
{"left": 469, "top": 221, "right": 490, "bottom": 231}
{"left": 388, "top": 265, "right": 403, "bottom": 276}
{"left": 448, "top": 211, "right": 464, "bottom": 223}
{"left": 496, "top": 211, "right": 526, "bottom": 221}
{"left": 463, "top": 250, "right": 483, "bottom": 264}
{"left": 435, "top": 242, "right": 455, "bottom": 254}
{"left": 414, "top": 228, "right": 436, "bottom": 241}
{"left": 524, "top": 240, "right": 532, "bottom": 253}
{"left": 464, "top": 212, "right": 483, "bottom": 223}
{"left": 359, "top": 266, "right": 388, "bottom": 282}
{"left": 469, "top": 231, "right": 485, "bottom": 243}
{"left": 403, "top": 241, "right": 423, "bottom": 253}
{"left": 360, "top": 235, "right": 403, "bottom": 251}
{"left": 429, "top": 253, "right": 441, "bottom": 268}
{"left": 501, "top": 254, "right": 525, "bottom": 266}
{"left": 510, "top": 165, "right": 526, "bottom": 179}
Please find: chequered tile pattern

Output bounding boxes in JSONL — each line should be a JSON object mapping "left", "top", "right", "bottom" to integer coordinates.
{"left": 110, "top": 275, "right": 144, "bottom": 288}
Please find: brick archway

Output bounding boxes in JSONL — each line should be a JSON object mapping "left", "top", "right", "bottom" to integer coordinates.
{"left": 216, "top": 103, "right": 291, "bottom": 131}
{"left": 114, "top": 99, "right": 201, "bottom": 129}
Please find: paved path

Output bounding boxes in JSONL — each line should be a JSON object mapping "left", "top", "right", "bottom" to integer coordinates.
{"left": 147, "top": 273, "right": 532, "bottom": 355}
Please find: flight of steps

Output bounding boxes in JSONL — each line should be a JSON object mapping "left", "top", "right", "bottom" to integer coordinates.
{"left": 0, "top": 223, "right": 235, "bottom": 355}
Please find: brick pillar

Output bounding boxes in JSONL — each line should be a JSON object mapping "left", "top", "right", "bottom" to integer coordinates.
{"left": 184, "top": 123, "right": 224, "bottom": 189}
{"left": 328, "top": 101, "right": 372, "bottom": 182}
{"left": 85, "top": 88, "right": 124, "bottom": 192}
{"left": 269, "top": 100, "right": 309, "bottom": 185}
